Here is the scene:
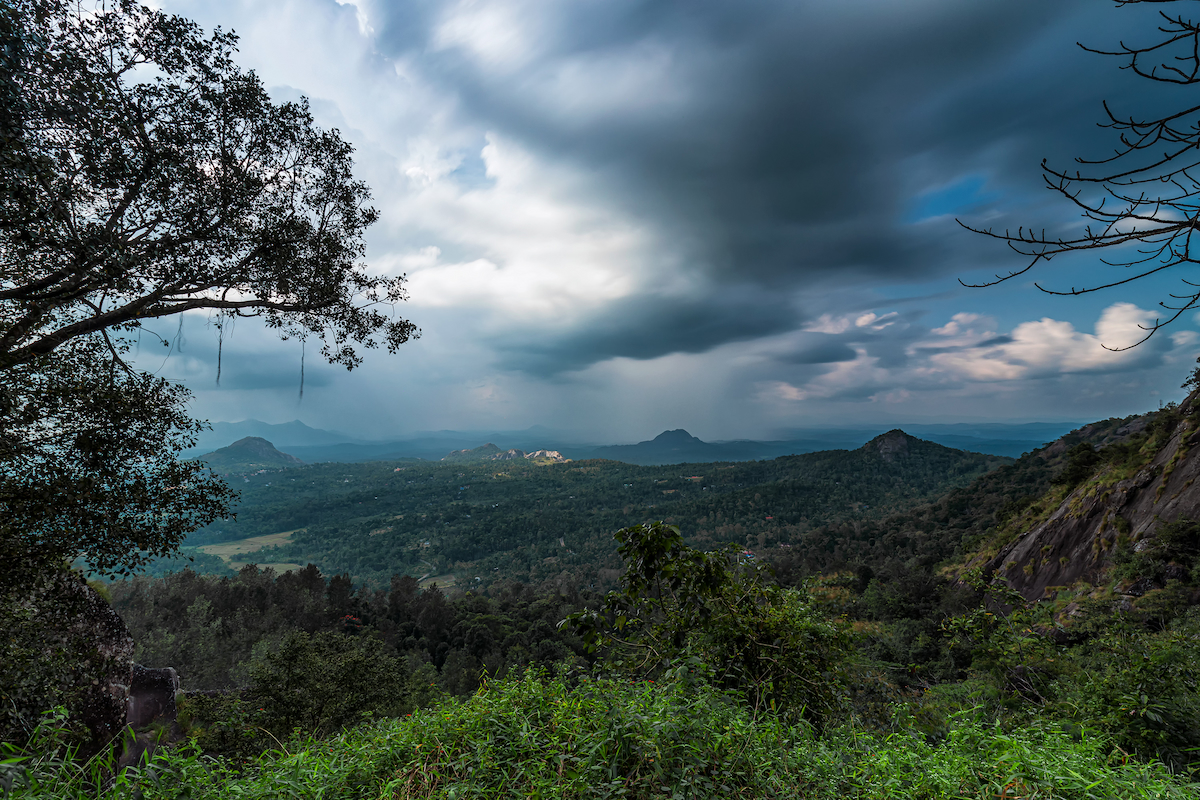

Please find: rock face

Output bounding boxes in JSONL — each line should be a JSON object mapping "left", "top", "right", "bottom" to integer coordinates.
{"left": 3, "top": 571, "right": 188, "bottom": 759}
{"left": 117, "top": 666, "right": 182, "bottom": 768}
{"left": 126, "top": 665, "right": 180, "bottom": 729}
{"left": 67, "top": 577, "right": 136, "bottom": 752}
{"left": 985, "top": 397, "right": 1200, "bottom": 601}
{"left": 525, "top": 449, "right": 568, "bottom": 463}
{"left": 442, "top": 444, "right": 569, "bottom": 463}
{"left": 864, "top": 430, "right": 912, "bottom": 463}
{"left": 6, "top": 572, "right": 137, "bottom": 754}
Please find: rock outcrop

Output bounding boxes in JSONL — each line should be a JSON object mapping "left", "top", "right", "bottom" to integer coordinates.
{"left": 525, "top": 449, "right": 568, "bottom": 463}
{"left": 864, "top": 430, "right": 912, "bottom": 463}
{"left": 126, "top": 665, "right": 180, "bottom": 729}
{"left": 2, "top": 570, "right": 185, "bottom": 760}
{"left": 118, "top": 666, "right": 182, "bottom": 768}
{"left": 67, "top": 577, "right": 136, "bottom": 752}
{"left": 442, "top": 444, "right": 569, "bottom": 463}
{"left": 984, "top": 397, "right": 1200, "bottom": 601}
{"left": 1, "top": 571, "right": 136, "bottom": 754}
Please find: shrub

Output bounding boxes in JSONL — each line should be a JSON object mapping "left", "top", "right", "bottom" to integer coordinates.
{"left": 567, "top": 522, "right": 853, "bottom": 728}
{"left": 247, "top": 630, "right": 412, "bottom": 738}
{"left": 1065, "top": 609, "right": 1200, "bottom": 772}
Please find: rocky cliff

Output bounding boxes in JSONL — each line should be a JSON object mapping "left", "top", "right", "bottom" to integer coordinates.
{"left": 982, "top": 396, "right": 1200, "bottom": 601}
{"left": 441, "top": 444, "right": 568, "bottom": 463}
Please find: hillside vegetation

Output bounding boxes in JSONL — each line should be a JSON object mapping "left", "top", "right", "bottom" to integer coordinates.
{"left": 183, "top": 431, "right": 1007, "bottom": 588}
{"left": 11, "top": 672, "right": 1197, "bottom": 799}
{"left": 193, "top": 437, "right": 305, "bottom": 474}
{"left": 10, "top": 410, "right": 1200, "bottom": 798}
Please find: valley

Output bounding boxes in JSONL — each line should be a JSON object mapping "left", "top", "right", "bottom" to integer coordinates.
{"left": 24, "top": 393, "right": 1200, "bottom": 800}
{"left": 180, "top": 430, "right": 1009, "bottom": 589}
{"left": 12, "top": 1, "right": 1200, "bottom": 795}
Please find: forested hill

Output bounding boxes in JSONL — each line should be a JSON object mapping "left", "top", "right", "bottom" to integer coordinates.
{"left": 182, "top": 431, "right": 1008, "bottom": 589}
{"left": 769, "top": 411, "right": 1159, "bottom": 582}
{"left": 193, "top": 436, "right": 305, "bottom": 473}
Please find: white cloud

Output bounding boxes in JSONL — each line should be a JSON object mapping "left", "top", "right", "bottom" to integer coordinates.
{"left": 932, "top": 312, "right": 986, "bottom": 337}
{"left": 760, "top": 350, "right": 887, "bottom": 402}
{"left": 804, "top": 314, "right": 854, "bottom": 335}
{"left": 332, "top": 0, "right": 371, "bottom": 36}
{"left": 758, "top": 302, "right": 1195, "bottom": 425}
{"left": 928, "top": 302, "right": 1160, "bottom": 381}
{"left": 432, "top": 0, "right": 549, "bottom": 73}
{"left": 387, "top": 134, "right": 661, "bottom": 320}
{"left": 806, "top": 310, "right": 901, "bottom": 335}
{"left": 854, "top": 311, "right": 899, "bottom": 330}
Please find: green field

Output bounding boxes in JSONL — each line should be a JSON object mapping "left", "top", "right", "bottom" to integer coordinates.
{"left": 195, "top": 530, "right": 304, "bottom": 572}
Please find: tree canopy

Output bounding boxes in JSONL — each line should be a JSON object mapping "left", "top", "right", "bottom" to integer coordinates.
{"left": 0, "top": 0, "right": 416, "bottom": 369}
{"left": 0, "top": 0, "right": 415, "bottom": 590}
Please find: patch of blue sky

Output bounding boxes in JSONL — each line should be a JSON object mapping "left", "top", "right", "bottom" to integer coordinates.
{"left": 873, "top": 262, "right": 1191, "bottom": 346}
{"left": 448, "top": 144, "right": 495, "bottom": 189}
{"left": 906, "top": 174, "right": 1001, "bottom": 224}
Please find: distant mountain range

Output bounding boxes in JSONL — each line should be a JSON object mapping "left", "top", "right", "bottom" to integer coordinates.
{"left": 567, "top": 425, "right": 1071, "bottom": 465}
{"left": 183, "top": 418, "right": 1085, "bottom": 466}
{"left": 188, "top": 420, "right": 366, "bottom": 452}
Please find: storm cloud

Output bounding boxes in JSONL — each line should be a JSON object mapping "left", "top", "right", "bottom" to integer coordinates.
{"left": 146, "top": 0, "right": 1200, "bottom": 439}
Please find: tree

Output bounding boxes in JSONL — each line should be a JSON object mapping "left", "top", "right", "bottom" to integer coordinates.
{"left": 0, "top": 340, "right": 235, "bottom": 583}
{"left": 0, "top": 0, "right": 416, "bottom": 587}
{"left": 1, "top": 0, "right": 415, "bottom": 369}
{"left": 963, "top": 0, "right": 1200, "bottom": 346}
{"left": 567, "top": 522, "right": 852, "bottom": 728}
{"left": 248, "top": 630, "right": 411, "bottom": 738}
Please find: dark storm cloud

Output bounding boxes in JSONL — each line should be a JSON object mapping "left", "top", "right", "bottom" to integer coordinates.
{"left": 496, "top": 289, "right": 797, "bottom": 376}
{"left": 776, "top": 335, "right": 858, "bottom": 366}
{"left": 369, "top": 0, "right": 1158, "bottom": 372}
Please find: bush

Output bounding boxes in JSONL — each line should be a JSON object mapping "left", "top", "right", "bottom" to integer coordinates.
{"left": 247, "top": 630, "right": 411, "bottom": 738}
{"left": 1051, "top": 442, "right": 1101, "bottom": 489}
{"left": 7, "top": 673, "right": 1200, "bottom": 799}
{"left": 1064, "top": 609, "right": 1200, "bottom": 772}
{"left": 568, "top": 522, "right": 853, "bottom": 728}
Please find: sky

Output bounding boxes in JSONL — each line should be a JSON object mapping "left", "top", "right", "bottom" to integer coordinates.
{"left": 141, "top": 0, "right": 1200, "bottom": 443}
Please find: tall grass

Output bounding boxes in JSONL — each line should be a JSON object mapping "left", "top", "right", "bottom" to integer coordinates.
{"left": 4, "top": 672, "right": 1197, "bottom": 799}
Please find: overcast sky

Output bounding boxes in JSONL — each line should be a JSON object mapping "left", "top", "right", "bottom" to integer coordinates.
{"left": 143, "top": 0, "right": 1200, "bottom": 443}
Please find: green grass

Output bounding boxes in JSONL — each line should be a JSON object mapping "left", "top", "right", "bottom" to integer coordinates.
{"left": 5, "top": 673, "right": 1197, "bottom": 799}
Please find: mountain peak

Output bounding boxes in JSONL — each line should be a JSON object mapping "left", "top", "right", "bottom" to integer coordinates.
{"left": 862, "top": 429, "right": 916, "bottom": 462}
{"left": 442, "top": 443, "right": 502, "bottom": 462}
{"left": 198, "top": 437, "right": 305, "bottom": 472}
{"left": 652, "top": 429, "right": 704, "bottom": 445}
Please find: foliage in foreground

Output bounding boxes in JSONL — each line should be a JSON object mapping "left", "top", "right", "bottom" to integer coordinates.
{"left": 568, "top": 521, "right": 853, "bottom": 730}
{"left": 4, "top": 671, "right": 1198, "bottom": 799}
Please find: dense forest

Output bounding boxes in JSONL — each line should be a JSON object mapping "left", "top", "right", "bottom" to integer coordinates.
{"left": 173, "top": 431, "right": 1008, "bottom": 589}
{"left": 36, "top": 412, "right": 1182, "bottom": 780}
{"left": 10, "top": 409, "right": 1200, "bottom": 797}
{"left": 110, "top": 566, "right": 590, "bottom": 700}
